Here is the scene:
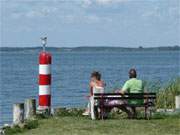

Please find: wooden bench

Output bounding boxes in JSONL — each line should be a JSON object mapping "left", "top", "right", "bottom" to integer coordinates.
{"left": 90, "top": 93, "right": 156, "bottom": 120}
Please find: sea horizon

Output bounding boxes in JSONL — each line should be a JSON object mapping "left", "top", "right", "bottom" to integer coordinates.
{"left": 0, "top": 45, "right": 179, "bottom": 52}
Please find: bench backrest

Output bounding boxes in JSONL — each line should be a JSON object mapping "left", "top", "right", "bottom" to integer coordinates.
{"left": 94, "top": 93, "right": 156, "bottom": 100}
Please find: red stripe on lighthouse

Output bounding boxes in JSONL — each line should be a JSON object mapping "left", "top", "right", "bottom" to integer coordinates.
{"left": 39, "top": 52, "right": 51, "bottom": 64}
{"left": 39, "top": 74, "right": 51, "bottom": 85}
{"left": 39, "top": 95, "right": 51, "bottom": 106}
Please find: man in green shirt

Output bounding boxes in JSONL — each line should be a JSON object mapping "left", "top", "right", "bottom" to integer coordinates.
{"left": 120, "top": 68, "right": 144, "bottom": 118}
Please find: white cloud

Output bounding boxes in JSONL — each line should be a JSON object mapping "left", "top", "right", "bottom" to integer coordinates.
{"left": 7, "top": 0, "right": 112, "bottom": 23}
{"left": 10, "top": 6, "right": 58, "bottom": 19}
{"left": 70, "top": 0, "right": 129, "bottom": 7}
{"left": 141, "top": 6, "right": 161, "bottom": 18}
{"left": 6, "top": 0, "right": 129, "bottom": 20}
{"left": 142, "top": 4, "right": 180, "bottom": 20}
{"left": 168, "top": 6, "right": 180, "bottom": 17}
{"left": 82, "top": 0, "right": 92, "bottom": 6}
{"left": 58, "top": 14, "right": 112, "bottom": 24}
{"left": 26, "top": 11, "right": 43, "bottom": 18}
{"left": 11, "top": 12, "right": 23, "bottom": 19}
{"left": 95, "top": 0, "right": 129, "bottom": 4}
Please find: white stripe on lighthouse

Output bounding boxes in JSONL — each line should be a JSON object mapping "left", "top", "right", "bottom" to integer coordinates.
{"left": 39, "top": 65, "right": 51, "bottom": 75}
{"left": 39, "top": 85, "right": 51, "bottom": 95}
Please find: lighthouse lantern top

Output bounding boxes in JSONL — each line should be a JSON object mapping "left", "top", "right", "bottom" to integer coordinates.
{"left": 41, "top": 37, "right": 47, "bottom": 51}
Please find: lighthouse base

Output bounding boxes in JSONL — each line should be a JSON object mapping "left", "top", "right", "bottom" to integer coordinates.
{"left": 37, "top": 106, "right": 51, "bottom": 116}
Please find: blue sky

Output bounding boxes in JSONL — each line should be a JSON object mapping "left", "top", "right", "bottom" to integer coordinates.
{"left": 0, "top": 0, "right": 179, "bottom": 47}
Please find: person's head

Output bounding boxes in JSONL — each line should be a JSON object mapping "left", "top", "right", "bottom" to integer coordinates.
{"left": 91, "top": 71, "right": 101, "bottom": 81}
{"left": 129, "top": 68, "right": 137, "bottom": 78}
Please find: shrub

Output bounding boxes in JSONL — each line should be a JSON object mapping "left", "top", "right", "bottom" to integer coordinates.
{"left": 156, "top": 78, "right": 180, "bottom": 109}
{"left": 24, "top": 120, "right": 38, "bottom": 129}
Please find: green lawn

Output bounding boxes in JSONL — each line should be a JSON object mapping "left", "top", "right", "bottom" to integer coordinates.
{"left": 15, "top": 115, "right": 180, "bottom": 135}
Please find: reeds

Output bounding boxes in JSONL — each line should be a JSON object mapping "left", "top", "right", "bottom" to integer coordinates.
{"left": 156, "top": 78, "right": 180, "bottom": 109}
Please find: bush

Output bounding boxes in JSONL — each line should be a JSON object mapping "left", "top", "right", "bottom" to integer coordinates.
{"left": 156, "top": 78, "right": 180, "bottom": 109}
{"left": 24, "top": 120, "right": 38, "bottom": 129}
{"left": 55, "top": 108, "right": 84, "bottom": 117}
{"left": 4, "top": 120, "right": 38, "bottom": 135}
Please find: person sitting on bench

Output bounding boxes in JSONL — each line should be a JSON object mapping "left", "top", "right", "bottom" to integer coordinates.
{"left": 82, "top": 71, "right": 105, "bottom": 116}
{"left": 119, "top": 68, "right": 144, "bottom": 118}
{"left": 108, "top": 68, "right": 144, "bottom": 118}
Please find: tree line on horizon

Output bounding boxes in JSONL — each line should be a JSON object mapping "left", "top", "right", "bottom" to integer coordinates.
{"left": 0, "top": 45, "right": 179, "bottom": 52}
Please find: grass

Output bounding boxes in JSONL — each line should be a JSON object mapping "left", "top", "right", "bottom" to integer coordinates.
{"left": 14, "top": 114, "right": 180, "bottom": 135}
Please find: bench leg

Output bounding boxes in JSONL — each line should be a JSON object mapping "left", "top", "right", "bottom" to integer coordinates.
{"left": 90, "top": 96, "right": 96, "bottom": 120}
{"left": 132, "top": 107, "right": 137, "bottom": 119}
{"left": 145, "top": 107, "right": 152, "bottom": 120}
{"left": 149, "top": 108, "right": 152, "bottom": 119}
{"left": 100, "top": 102, "right": 104, "bottom": 120}
{"left": 145, "top": 106, "right": 150, "bottom": 120}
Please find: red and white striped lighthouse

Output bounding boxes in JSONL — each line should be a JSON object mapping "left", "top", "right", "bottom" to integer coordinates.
{"left": 38, "top": 37, "right": 52, "bottom": 110}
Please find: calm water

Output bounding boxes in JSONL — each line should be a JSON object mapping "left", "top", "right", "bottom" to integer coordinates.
{"left": 0, "top": 48, "right": 179, "bottom": 125}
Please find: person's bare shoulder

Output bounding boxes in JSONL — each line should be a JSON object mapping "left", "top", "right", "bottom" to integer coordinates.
{"left": 97, "top": 80, "right": 105, "bottom": 87}
{"left": 89, "top": 81, "right": 95, "bottom": 87}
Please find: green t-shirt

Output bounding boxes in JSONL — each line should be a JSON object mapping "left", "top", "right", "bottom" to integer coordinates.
{"left": 122, "top": 78, "right": 144, "bottom": 104}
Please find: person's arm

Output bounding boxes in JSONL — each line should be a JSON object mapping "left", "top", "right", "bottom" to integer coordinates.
{"left": 119, "top": 90, "right": 125, "bottom": 94}
{"left": 120, "top": 81, "right": 129, "bottom": 94}
{"left": 89, "top": 81, "right": 94, "bottom": 96}
{"left": 102, "top": 81, "right": 106, "bottom": 87}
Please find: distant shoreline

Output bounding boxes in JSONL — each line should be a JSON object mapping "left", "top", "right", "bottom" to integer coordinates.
{"left": 0, "top": 46, "right": 179, "bottom": 52}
